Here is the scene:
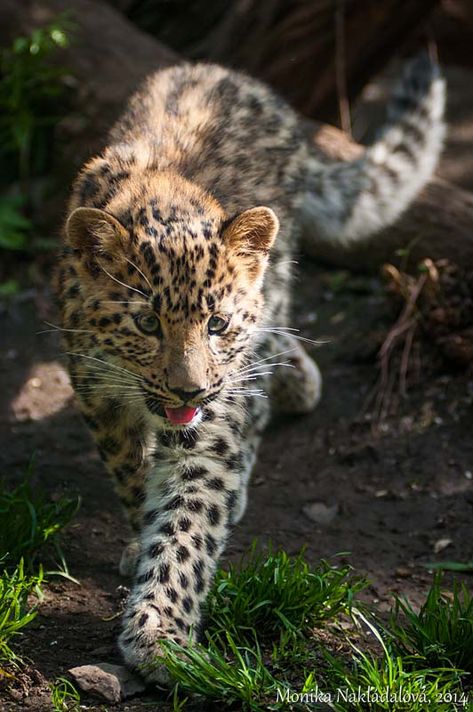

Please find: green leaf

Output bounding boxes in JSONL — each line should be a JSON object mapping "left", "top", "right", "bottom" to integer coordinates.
{"left": 0, "top": 279, "right": 20, "bottom": 296}
{"left": 423, "top": 561, "right": 473, "bottom": 572}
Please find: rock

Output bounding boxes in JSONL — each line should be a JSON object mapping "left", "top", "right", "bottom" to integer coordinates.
{"left": 394, "top": 567, "right": 412, "bottom": 579}
{"left": 68, "top": 664, "right": 121, "bottom": 703}
{"left": 302, "top": 501, "right": 338, "bottom": 526}
{"left": 433, "top": 537, "right": 453, "bottom": 554}
{"left": 68, "top": 662, "right": 145, "bottom": 703}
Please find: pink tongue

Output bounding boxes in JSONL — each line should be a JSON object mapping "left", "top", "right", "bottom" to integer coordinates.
{"left": 164, "top": 406, "right": 198, "bottom": 425}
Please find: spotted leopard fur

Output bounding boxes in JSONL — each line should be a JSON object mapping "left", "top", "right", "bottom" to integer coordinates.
{"left": 56, "top": 57, "right": 444, "bottom": 681}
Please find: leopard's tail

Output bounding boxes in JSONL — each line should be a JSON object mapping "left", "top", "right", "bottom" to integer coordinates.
{"left": 300, "top": 53, "right": 446, "bottom": 245}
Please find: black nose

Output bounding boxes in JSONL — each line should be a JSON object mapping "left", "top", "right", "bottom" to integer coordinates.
{"left": 167, "top": 387, "right": 205, "bottom": 402}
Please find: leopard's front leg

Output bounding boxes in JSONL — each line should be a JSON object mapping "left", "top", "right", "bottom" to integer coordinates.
{"left": 119, "top": 403, "right": 244, "bottom": 681}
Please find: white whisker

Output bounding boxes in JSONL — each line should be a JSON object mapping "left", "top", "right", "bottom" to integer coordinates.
{"left": 74, "top": 382, "right": 143, "bottom": 390}
{"left": 224, "top": 371, "right": 273, "bottom": 385}
{"left": 37, "top": 320, "right": 93, "bottom": 336}
{"left": 234, "top": 362, "right": 293, "bottom": 377}
{"left": 225, "top": 391, "right": 267, "bottom": 399}
{"left": 102, "top": 300, "right": 148, "bottom": 306}
{"left": 124, "top": 257, "right": 154, "bottom": 293}
{"left": 65, "top": 352, "right": 143, "bottom": 381}
{"left": 255, "top": 328, "right": 323, "bottom": 346}
{"left": 74, "top": 374, "right": 139, "bottom": 385}
{"left": 98, "top": 261, "right": 149, "bottom": 299}
{"left": 233, "top": 348, "right": 297, "bottom": 375}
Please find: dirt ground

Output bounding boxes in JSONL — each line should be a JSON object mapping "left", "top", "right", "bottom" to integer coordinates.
{"left": 1, "top": 64, "right": 473, "bottom": 710}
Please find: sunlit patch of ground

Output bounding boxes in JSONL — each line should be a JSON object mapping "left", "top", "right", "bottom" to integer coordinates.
{"left": 10, "top": 361, "right": 73, "bottom": 422}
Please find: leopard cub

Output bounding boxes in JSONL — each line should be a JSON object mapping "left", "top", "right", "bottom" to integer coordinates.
{"left": 57, "top": 57, "right": 444, "bottom": 679}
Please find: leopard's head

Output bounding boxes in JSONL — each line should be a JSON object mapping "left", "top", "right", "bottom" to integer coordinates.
{"left": 64, "top": 174, "right": 278, "bottom": 427}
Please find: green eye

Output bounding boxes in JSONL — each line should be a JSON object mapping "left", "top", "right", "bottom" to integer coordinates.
{"left": 208, "top": 314, "right": 229, "bottom": 335}
{"left": 135, "top": 313, "right": 161, "bottom": 335}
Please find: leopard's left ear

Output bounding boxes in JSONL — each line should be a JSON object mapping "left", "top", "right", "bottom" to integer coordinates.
{"left": 65, "top": 207, "right": 129, "bottom": 256}
{"left": 222, "top": 206, "right": 279, "bottom": 282}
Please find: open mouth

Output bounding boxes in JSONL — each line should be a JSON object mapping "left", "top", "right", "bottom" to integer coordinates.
{"left": 144, "top": 396, "right": 200, "bottom": 426}
{"left": 164, "top": 405, "right": 200, "bottom": 426}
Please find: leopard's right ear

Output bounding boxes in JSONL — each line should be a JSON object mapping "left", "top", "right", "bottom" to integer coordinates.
{"left": 65, "top": 207, "right": 129, "bottom": 256}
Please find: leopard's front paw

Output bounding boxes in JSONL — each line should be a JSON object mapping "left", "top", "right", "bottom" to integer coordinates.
{"left": 119, "top": 602, "right": 187, "bottom": 684}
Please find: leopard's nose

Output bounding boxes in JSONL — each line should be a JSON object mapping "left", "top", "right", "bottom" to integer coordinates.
{"left": 167, "top": 386, "right": 206, "bottom": 403}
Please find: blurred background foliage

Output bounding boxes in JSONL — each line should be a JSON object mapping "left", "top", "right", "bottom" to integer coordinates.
{"left": 0, "top": 16, "right": 73, "bottom": 269}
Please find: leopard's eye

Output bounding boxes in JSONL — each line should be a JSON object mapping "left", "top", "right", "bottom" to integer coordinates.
{"left": 135, "top": 313, "right": 161, "bottom": 335}
{"left": 208, "top": 314, "right": 229, "bottom": 335}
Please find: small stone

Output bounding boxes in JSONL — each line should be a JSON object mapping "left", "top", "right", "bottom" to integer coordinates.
{"left": 395, "top": 567, "right": 411, "bottom": 579}
{"left": 465, "top": 470, "right": 472, "bottom": 480}
{"left": 68, "top": 664, "right": 121, "bottom": 703}
{"left": 433, "top": 538, "right": 453, "bottom": 554}
{"left": 302, "top": 501, "right": 338, "bottom": 526}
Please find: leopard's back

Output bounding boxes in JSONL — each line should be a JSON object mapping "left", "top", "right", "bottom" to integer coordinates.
{"left": 108, "top": 62, "right": 307, "bottom": 218}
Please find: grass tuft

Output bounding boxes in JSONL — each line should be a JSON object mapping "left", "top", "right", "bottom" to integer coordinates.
{"left": 155, "top": 550, "right": 473, "bottom": 711}
{"left": 156, "top": 547, "right": 367, "bottom": 710}
{"left": 0, "top": 477, "right": 79, "bottom": 573}
{"left": 0, "top": 473, "right": 79, "bottom": 665}
{"left": 50, "top": 676, "right": 80, "bottom": 711}
{"left": 206, "top": 545, "right": 366, "bottom": 645}
{"left": 388, "top": 572, "right": 473, "bottom": 672}
{"left": 162, "top": 633, "right": 279, "bottom": 711}
{"left": 0, "top": 559, "right": 43, "bottom": 662}
{"left": 321, "top": 611, "right": 468, "bottom": 712}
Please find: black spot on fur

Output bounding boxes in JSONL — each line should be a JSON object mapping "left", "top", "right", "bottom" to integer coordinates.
{"left": 206, "top": 477, "right": 225, "bottom": 491}
{"left": 176, "top": 545, "right": 190, "bottom": 562}
{"left": 226, "top": 490, "right": 238, "bottom": 512}
{"left": 159, "top": 563, "right": 170, "bottom": 584}
{"left": 182, "top": 466, "right": 207, "bottom": 481}
{"left": 207, "top": 504, "right": 221, "bottom": 526}
{"left": 148, "top": 542, "right": 164, "bottom": 558}
{"left": 166, "top": 587, "right": 178, "bottom": 603}
{"left": 160, "top": 522, "right": 175, "bottom": 536}
{"left": 212, "top": 438, "right": 229, "bottom": 456}
{"left": 192, "top": 534, "right": 203, "bottom": 550}
{"left": 175, "top": 616, "right": 185, "bottom": 631}
{"left": 182, "top": 596, "right": 193, "bottom": 613}
{"left": 186, "top": 499, "right": 204, "bottom": 513}
{"left": 205, "top": 533, "right": 217, "bottom": 556}
{"left": 165, "top": 495, "right": 184, "bottom": 511}
{"left": 178, "top": 517, "right": 192, "bottom": 532}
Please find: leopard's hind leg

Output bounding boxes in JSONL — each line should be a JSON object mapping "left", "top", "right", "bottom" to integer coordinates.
{"left": 270, "top": 335, "right": 322, "bottom": 414}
